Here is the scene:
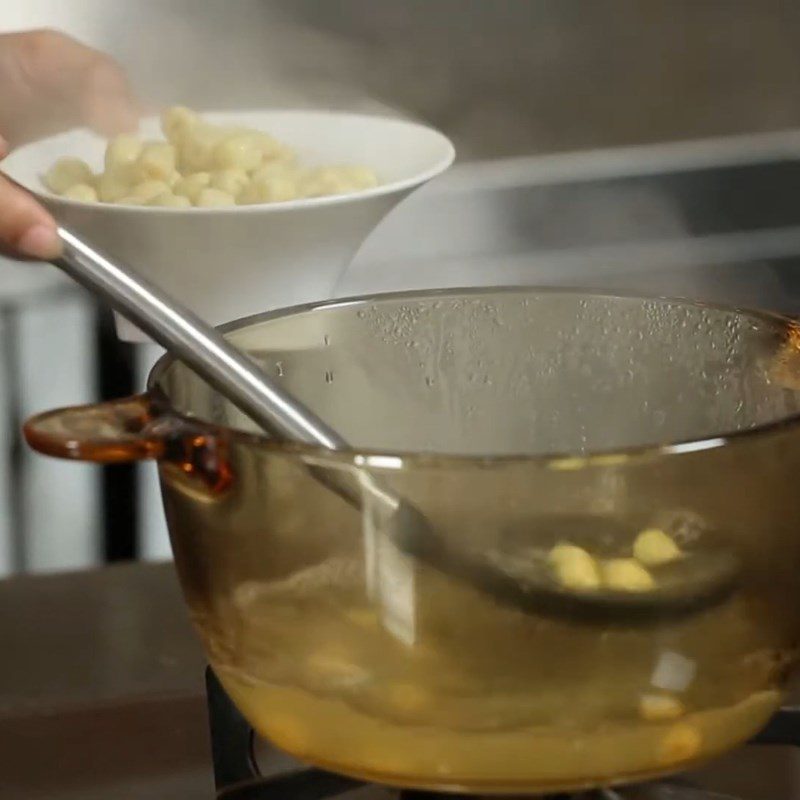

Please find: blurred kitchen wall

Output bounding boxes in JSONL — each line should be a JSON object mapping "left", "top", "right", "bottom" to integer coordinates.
{"left": 5, "top": 0, "right": 800, "bottom": 159}
{"left": 0, "top": 0, "right": 799, "bottom": 572}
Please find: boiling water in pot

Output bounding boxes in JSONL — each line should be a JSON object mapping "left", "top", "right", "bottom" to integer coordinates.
{"left": 205, "top": 540, "right": 787, "bottom": 791}
{"left": 157, "top": 290, "right": 800, "bottom": 792}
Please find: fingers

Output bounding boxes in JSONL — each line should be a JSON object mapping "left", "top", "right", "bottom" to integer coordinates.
{"left": 0, "top": 172, "right": 60, "bottom": 260}
{"left": 0, "top": 29, "right": 142, "bottom": 146}
{"left": 80, "top": 57, "right": 142, "bottom": 137}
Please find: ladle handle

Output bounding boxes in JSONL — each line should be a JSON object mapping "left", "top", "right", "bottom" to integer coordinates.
{"left": 54, "top": 226, "right": 347, "bottom": 450}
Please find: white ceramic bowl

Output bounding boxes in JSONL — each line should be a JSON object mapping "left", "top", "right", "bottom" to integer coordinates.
{"left": 4, "top": 110, "right": 455, "bottom": 341}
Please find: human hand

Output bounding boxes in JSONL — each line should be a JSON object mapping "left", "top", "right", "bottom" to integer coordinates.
{"left": 0, "top": 30, "right": 141, "bottom": 260}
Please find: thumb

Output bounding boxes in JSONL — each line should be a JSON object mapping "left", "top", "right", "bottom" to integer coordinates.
{"left": 0, "top": 171, "right": 61, "bottom": 260}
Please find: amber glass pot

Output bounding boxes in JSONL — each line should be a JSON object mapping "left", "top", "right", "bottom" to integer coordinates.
{"left": 24, "top": 288, "right": 800, "bottom": 794}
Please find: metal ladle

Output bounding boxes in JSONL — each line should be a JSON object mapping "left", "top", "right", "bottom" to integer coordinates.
{"left": 47, "top": 224, "right": 738, "bottom": 625}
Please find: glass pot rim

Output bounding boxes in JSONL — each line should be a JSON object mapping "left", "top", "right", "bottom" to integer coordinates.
{"left": 146, "top": 284, "right": 800, "bottom": 471}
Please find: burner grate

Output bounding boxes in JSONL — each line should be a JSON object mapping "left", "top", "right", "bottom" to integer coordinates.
{"left": 205, "top": 669, "right": 800, "bottom": 800}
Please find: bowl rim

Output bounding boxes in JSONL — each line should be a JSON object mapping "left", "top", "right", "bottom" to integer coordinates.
{"left": 146, "top": 285, "right": 800, "bottom": 469}
{"left": 13, "top": 108, "right": 456, "bottom": 214}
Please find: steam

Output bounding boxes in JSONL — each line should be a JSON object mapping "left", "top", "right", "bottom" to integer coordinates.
{"left": 107, "top": 1, "right": 412, "bottom": 123}
{"left": 100, "top": 0, "right": 799, "bottom": 277}
{"left": 101, "top": 0, "right": 800, "bottom": 164}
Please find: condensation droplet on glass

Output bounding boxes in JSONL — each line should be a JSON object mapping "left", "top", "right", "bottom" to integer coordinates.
{"left": 425, "top": 376, "right": 435, "bottom": 387}
{"left": 275, "top": 361, "right": 284, "bottom": 377}
{"left": 324, "top": 370, "right": 334, "bottom": 384}
{"left": 357, "top": 310, "right": 366, "bottom": 319}
{"left": 323, "top": 334, "right": 330, "bottom": 347}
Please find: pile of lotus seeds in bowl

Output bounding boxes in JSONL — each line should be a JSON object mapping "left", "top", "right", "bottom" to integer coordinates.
{"left": 42, "top": 106, "right": 379, "bottom": 208}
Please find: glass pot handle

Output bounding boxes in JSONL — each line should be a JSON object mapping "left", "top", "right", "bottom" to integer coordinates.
{"left": 24, "top": 394, "right": 233, "bottom": 492}
{"left": 24, "top": 395, "right": 162, "bottom": 462}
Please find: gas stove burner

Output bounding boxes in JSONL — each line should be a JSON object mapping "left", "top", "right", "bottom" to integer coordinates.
{"left": 205, "top": 669, "right": 800, "bottom": 800}
{"left": 587, "top": 788, "right": 739, "bottom": 799}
